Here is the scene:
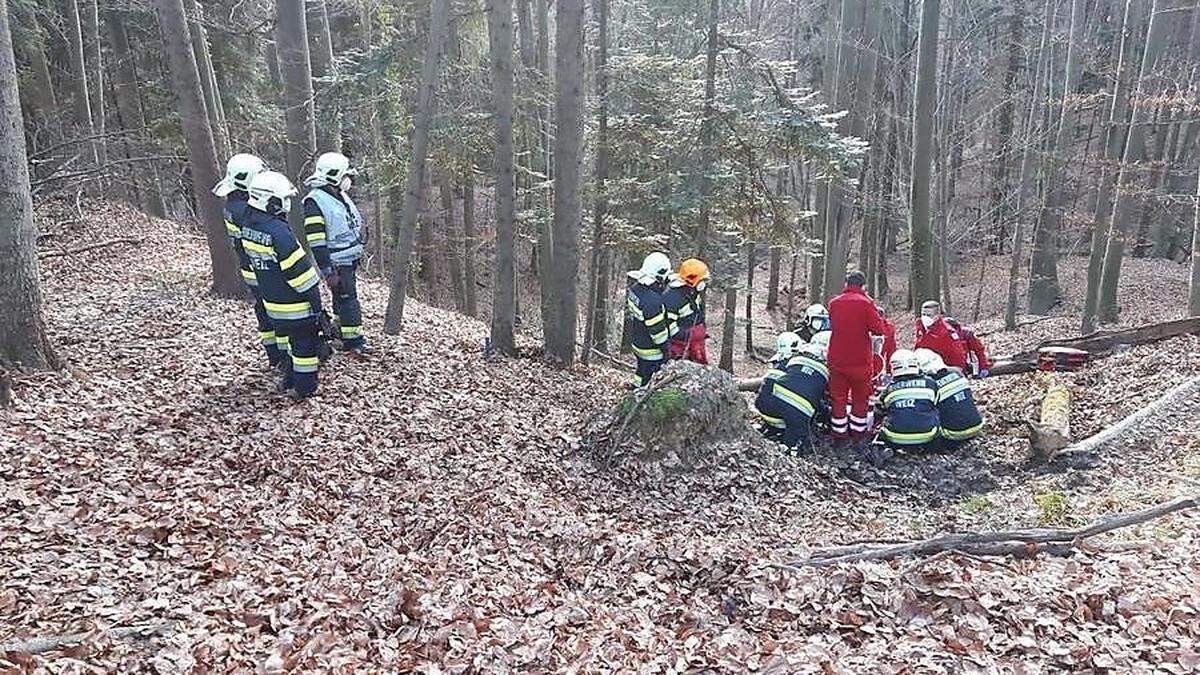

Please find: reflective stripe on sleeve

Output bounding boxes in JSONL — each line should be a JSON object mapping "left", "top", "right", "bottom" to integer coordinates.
{"left": 279, "top": 248, "right": 307, "bottom": 271}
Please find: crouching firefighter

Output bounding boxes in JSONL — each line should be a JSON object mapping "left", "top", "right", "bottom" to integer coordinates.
{"left": 878, "top": 349, "right": 940, "bottom": 451}
{"left": 663, "top": 258, "right": 710, "bottom": 364}
{"left": 755, "top": 333, "right": 829, "bottom": 452}
{"left": 213, "top": 153, "right": 283, "bottom": 369}
{"left": 303, "top": 152, "right": 370, "bottom": 355}
{"left": 916, "top": 348, "right": 983, "bottom": 449}
{"left": 243, "top": 171, "right": 325, "bottom": 400}
{"left": 625, "top": 252, "right": 674, "bottom": 386}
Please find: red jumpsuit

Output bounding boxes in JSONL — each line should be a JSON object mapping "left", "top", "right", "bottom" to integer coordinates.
{"left": 828, "top": 285, "right": 887, "bottom": 438}
{"left": 914, "top": 317, "right": 969, "bottom": 371}
{"left": 871, "top": 318, "right": 897, "bottom": 382}
{"left": 947, "top": 321, "right": 991, "bottom": 375}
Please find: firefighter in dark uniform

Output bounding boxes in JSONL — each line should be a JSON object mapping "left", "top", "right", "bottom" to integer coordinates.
{"left": 916, "top": 348, "right": 984, "bottom": 449}
{"left": 663, "top": 258, "right": 710, "bottom": 364}
{"left": 212, "top": 153, "right": 283, "bottom": 368}
{"left": 878, "top": 349, "right": 940, "bottom": 451}
{"left": 303, "top": 152, "right": 370, "bottom": 355}
{"left": 755, "top": 335, "right": 829, "bottom": 452}
{"left": 242, "top": 171, "right": 324, "bottom": 400}
{"left": 756, "top": 332, "right": 805, "bottom": 440}
{"left": 625, "top": 252, "right": 674, "bottom": 386}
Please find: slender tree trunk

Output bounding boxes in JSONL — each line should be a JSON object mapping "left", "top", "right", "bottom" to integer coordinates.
{"left": 990, "top": 0, "right": 1023, "bottom": 253}
{"left": 1028, "top": 0, "right": 1085, "bottom": 315}
{"left": 1004, "top": 0, "right": 1054, "bottom": 329}
{"left": 308, "top": 0, "right": 341, "bottom": 152}
{"left": 697, "top": 0, "right": 718, "bottom": 253}
{"left": 1082, "top": 0, "right": 1145, "bottom": 331}
{"left": 0, "top": 0, "right": 55, "bottom": 369}
{"left": 440, "top": 174, "right": 465, "bottom": 312}
{"left": 1098, "top": 0, "right": 1178, "bottom": 324}
{"left": 767, "top": 246, "right": 782, "bottom": 311}
{"left": 719, "top": 286, "right": 737, "bottom": 372}
{"left": 383, "top": 0, "right": 450, "bottom": 333}
{"left": 277, "top": 0, "right": 317, "bottom": 225}
{"left": 65, "top": 0, "right": 97, "bottom": 164}
{"left": 85, "top": 0, "right": 106, "bottom": 165}
{"left": 908, "top": 0, "right": 940, "bottom": 311}
{"left": 462, "top": 168, "right": 478, "bottom": 318}
{"left": 583, "top": 0, "right": 611, "bottom": 361}
{"left": 153, "top": 0, "right": 241, "bottom": 297}
{"left": 13, "top": 4, "right": 57, "bottom": 142}
{"left": 744, "top": 242, "right": 755, "bottom": 353}
{"left": 106, "top": 12, "right": 167, "bottom": 217}
{"left": 1190, "top": 167, "right": 1200, "bottom": 315}
{"left": 487, "top": 0, "right": 516, "bottom": 353}
{"left": 545, "top": 0, "right": 584, "bottom": 365}
{"left": 183, "top": 0, "right": 227, "bottom": 161}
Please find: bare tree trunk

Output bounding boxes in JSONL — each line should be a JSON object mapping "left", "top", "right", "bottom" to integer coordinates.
{"left": 767, "top": 246, "right": 782, "bottom": 311}
{"left": 181, "top": 0, "right": 227, "bottom": 160}
{"left": 545, "top": 0, "right": 584, "bottom": 365}
{"left": 697, "top": 0, "right": 718, "bottom": 253}
{"left": 1004, "top": 0, "right": 1052, "bottom": 330}
{"left": 487, "top": 0, "right": 517, "bottom": 352}
{"left": 106, "top": 12, "right": 167, "bottom": 217}
{"left": 153, "top": 0, "right": 241, "bottom": 297}
{"left": 0, "top": 0, "right": 55, "bottom": 369}
{"left": 583, "top": 0, "right": 611, "bottom": 361}
{"left": 908, "top": 0, "right": 940, "bottom": 311}
{"left": 744, "top": 242, "right": 755, "bottom": 353}
{"left": 13, "top": 4, "right": 57, "bottom": 142}
{"left": 384, "top": 0, "right": 450, "bottom": 333}
{"left": 277, "top": 0, "right": 317, "bottom": 228}
{"left": 65, "top": 0, "right": 97, "bottom": 164}
{"left": 85, "top": 0, "right": 105, "bottom": 165}
{"left": 719, "top": 285, "right": 737, "bottom": 373}
{"left": 1028, "top": 0, "right": 1085, "bottom": 315}
{"left": 990, "top": 0, "right": 1023, "bottom": 253}
{"left": 1190, "top": 167, "right": 1200, "bottom": 316}
{"left": 462, "top": 168, "right": 478, "bottom": 318}
{"left": 1098, "top": 0, "right": 1179, "bottom": 324}
{"left": 308, "top": 0, "right": 342, "bottom": 152}
{"left": 440, "top": 174, "right": 465, "bottom": 312}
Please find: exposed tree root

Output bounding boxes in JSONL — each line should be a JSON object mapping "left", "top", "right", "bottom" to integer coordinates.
{"left": 0, "top": 622, "right": 174, "bottom": 656}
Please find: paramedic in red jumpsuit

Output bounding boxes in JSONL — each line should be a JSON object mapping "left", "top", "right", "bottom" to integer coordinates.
{"left": 827, "top": 271, "right": 887, "bottom": 439}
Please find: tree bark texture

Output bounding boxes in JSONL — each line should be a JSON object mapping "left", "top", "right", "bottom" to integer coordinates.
{"left": 308, "top": 0, "right": 342, "bottom": 152}
{"left": 487, "top": 0, "right": 517, "bottom": 353}
{"left": 907, "top": 0, "right": 940, "bottom": 311}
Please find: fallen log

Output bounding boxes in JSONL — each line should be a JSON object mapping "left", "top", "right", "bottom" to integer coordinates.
{"left": 789, "top": 493, "right": 1199, "bottom": 567}
{"left": 737, "top": 377, "right": 763, "bottom": 392}
{"left": 0, "top": 622, "right": 174, "bottom": 656}
{"left": 38, "top": 237, "right": 141, "bottom": 260}
{"left": 991, "top": 316, "right": 1200, "bottom": 376}
{"left": 1056, "top": 375, "right": 1200, "bottom": 457}
{"left": 1027, "top": 376, "right": 1071, "bottom": 458}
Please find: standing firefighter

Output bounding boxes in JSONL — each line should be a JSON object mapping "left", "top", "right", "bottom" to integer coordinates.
{"left": 303, "top": 152, "right": 370, "bottom": 355}
{"left": 916, "top": 348, "right": 983, "bottom": 448}
{"left": 664, "top": 258, "right": 710, "bottom": 364}
{"left": 827, "top": 271, "right": 888, "bottom": 439}
{"left": 879, "top": 349, "right": 940, "bottom": 451}
{"left": 213, "top": 153, "right": 282, "bottom": 368}
{"left": 626, "top": 252, "right": 674, "bottom": 386}
{"left": 755, "top": 335, "right": 829, "bottom": 452}
{"left": 243, "top": 171, "right": 324, "bottom": 400}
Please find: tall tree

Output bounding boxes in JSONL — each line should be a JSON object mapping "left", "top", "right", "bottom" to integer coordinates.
{"left": 1028, "top": 0, "right": 1086, "bottom": 315}
{"left": 1190, "top": 166, "right": 1200, "bottom": 316}
{"left": 990, "top": 0, "right": 1023, "bottom": 253}
{"left": 85, "top": 0, "right": 105, "bottom": 165}
{"left": 1082, "top": 0, "right": 1144, "bottom": 333}
{"left": 276, "top": 0, "right": 317, "bottom": 197}
{"left": 582, "top": 0, "right": 611, "bottom": 361}
{"left": 153, "top": 0, "right": 241, "bottom": 297}
{"left": 64, "top": 0, "right": 97, "bottom": 164}
{"left": 308, "top": 0, "right": 342, "bottom": 152}
{"left": 697, "top": 0, "right": 718, "bottom": 253}
{"left": 546, "top": 0, "right": 584, "bottom": 364}
{"left": 462, "top": 168, "right": 479, "bottom": 318}
{"left": 0, "top": 0, "right": 54, "bottom": 369}
{"left": 908, "top": 0, "right": 940, "bottom": 310}
{"left": 487, "top": 0, "right": 517, "bottom": 354}
{"left": 184, "top": 0, "right": 229, "bottom": 160}
{"left": 1097, "top": 0, "right": 1179, "bottom": 324}
{"left": 106, "top": 11, "right": 167, "bottom": 217}
{"left": 383, "top": 0, "right": 451, "bottom": 333}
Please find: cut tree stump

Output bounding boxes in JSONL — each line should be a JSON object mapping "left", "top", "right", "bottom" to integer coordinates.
{"left": 1028, "top": 376, "right": 1071, "bottom": 458}
{"left": 788, "top": 494, "right": 1199, "bottom": 567}
{"left": 991, "top": 316, "right": 1200, "bottom": 376}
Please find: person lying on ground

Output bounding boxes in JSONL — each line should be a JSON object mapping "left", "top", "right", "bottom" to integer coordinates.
{"left": 916, "top": 348, "right": 984, "bottom": 449}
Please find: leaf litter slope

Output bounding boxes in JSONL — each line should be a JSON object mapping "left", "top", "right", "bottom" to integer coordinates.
{"left": 0, "top": 200, "right": 1197, "bottom": 672}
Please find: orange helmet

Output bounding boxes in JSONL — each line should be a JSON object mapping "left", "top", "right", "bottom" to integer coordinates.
{"left": 677, "top": 258, "right": 710, "bottom": 287}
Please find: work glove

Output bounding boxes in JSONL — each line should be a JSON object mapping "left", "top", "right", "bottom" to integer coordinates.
{"left": 977, "top": 369, "right": 990, "bottom": 379}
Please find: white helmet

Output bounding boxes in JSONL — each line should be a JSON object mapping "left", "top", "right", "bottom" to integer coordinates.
{"left": 213, "top": 153, "right": 266, "bottom": 196}
{"left": 248, "top": 171, "right": 298, "bottom": 215}
{"left": 774, "top": 331, "right": 804, "bottom": 361}
{"left": 920, "top": 300, "right": 942, "bottom": 317}
{"left": 804, "top": 303, "right": 829, "bottom": 331}
{"left": 890, "top": 349, "right": 921, "bottom": 377}
{"left": 914, "top": 348, "right": 945, "bottom": 375}
{"left": 307, "top": 152, "right": 357, "bottom": 188}
{"left": 627, "top": 252, "right": 672, "bottom": 286}
{"left": 809, "top": 330, "right": 831, "bottom": 357}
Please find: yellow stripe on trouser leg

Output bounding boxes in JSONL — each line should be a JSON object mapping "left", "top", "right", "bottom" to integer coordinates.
{"left": 292, "top": 355, "right": 320, "bottom": 373}
{"left": 276, "top": 335, "right": 291, "bottom": 353}
{"left": 340, "top": 325, "right": 362, "bottom": 339}
{"left": 259, "top": 330, "right": 276, "bottom": 345}
{"left": 758, "top": 412, "right": 786, "bottom": 429}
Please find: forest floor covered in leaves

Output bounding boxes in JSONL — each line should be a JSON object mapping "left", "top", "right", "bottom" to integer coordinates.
{"left": 3, "top": 201, "right": 1200, "bottom": 672}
